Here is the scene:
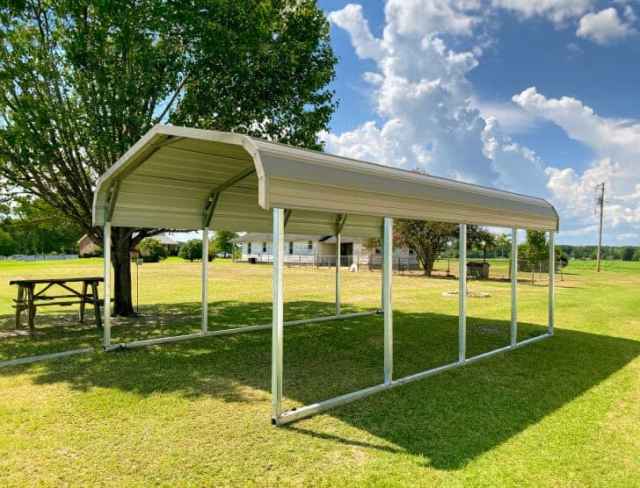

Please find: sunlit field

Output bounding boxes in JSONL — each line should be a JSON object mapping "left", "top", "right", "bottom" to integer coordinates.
{"left": 0, "top": 257, "right": 638, "bottom": 486}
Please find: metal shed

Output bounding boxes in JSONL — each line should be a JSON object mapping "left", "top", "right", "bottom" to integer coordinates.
{"left": 93, "top": 124, "right": 559, "bottom": 425}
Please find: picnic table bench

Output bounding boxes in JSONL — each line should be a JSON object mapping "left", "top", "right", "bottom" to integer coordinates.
{"left": 10, "top": 277, "right": 104, "bottom": 334}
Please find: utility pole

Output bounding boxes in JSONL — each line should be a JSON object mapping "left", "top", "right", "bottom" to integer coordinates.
{"left": 596, "top": 182, "right": 605, "bottom": 272}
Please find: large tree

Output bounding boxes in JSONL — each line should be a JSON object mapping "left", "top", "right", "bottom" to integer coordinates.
{"left": 395, "top": 221, "right": 458, "bottom": 276}
{"left": 213, "top": 230, "right": 237, "bottom": 258}
{"left": 395, "top": 220, "right": 492, "bottom": 276}
{"left": 0, "top": 0, "right": 337, "bottom": 315}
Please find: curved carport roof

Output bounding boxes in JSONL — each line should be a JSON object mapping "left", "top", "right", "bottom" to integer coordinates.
{"left": 92, "top": 124, "right": 559, "bottom": 234}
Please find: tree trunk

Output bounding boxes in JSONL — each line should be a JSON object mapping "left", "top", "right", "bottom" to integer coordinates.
{"left": 111, "top": 228, "right": 135, "bottom": 316}
{"left": 418, "top": 252, "right": 434, "bottom": 276}
{"left": 424, "top": 258, "right": 435, "bottom": 276}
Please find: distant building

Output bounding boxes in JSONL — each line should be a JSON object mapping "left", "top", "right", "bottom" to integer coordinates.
{"left": 78, "top": 234, "right": 100, "bottom": 257}
{"left": 232, "top": 233, "right": 418, "bottom": 270}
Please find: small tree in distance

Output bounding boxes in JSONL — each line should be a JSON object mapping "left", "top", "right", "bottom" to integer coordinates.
{"left": 519, "top": 230, "right": 549, "bottom": 266}
{"left": 138, "top": 239, "right": 168, "bottom": 263}
{"left": 622, "top": 246, "right": 635, "bottom": 261}
{"left": 214, "top": 231, "right": 238, "bottom": 258}
{"left": 179, "top": 240, "right": 213, "bottom": 262}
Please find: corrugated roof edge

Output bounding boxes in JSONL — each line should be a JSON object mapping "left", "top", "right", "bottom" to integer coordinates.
{"left": 92, "top": 125, "right": 267, "bottom": 226}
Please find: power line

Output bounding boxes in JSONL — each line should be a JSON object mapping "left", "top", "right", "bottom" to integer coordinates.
{"left": 595, "top": 182, "right": 605, "bottom": 272}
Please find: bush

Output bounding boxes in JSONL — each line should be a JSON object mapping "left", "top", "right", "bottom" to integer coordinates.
{"left": 139, "top": 238, "right": 168, "bottom": 263}
{"left": 178, "top": 239, "right": 214, "bottom": 262}
{"left": 0, "top": 229, "right": 17, "bottom": 256}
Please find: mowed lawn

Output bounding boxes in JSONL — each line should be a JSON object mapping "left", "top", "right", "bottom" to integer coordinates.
{"left": 0, "top": 257, "right": 638, "bottom": 486}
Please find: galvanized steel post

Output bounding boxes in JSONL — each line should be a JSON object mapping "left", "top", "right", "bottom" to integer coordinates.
{"left": 103, "top": 222, "right": 111, "bottom": 348}
{"left": 548, "top": 231, "right": 555, "bottom": 335}
{"left": 271, "top": 208, "right": 285, "bottom": 422}
{"left": 336, "top": 232, "right": 341, "bottom": 315}
{"left": 202, "top": 227, "right": 209, "bottom": 334}
{"left": 383, "top": 217, "right": 393, "bottom": 384}
{"left": 511, "top": 228, "right": 518, "bottom": 347}
{"left": 458, "top": 224, "right": 467, "bottom": 362}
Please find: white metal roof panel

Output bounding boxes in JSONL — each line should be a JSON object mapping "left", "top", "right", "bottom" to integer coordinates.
{"left": 93, "top": 125, "right": 559, "bottom": 234}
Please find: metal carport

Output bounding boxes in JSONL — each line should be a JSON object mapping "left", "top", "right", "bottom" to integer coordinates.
{"left": 92, "top": 124, "right": 559, "bottom": 425}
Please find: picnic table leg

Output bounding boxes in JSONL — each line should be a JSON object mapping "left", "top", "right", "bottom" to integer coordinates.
{"left": 79, "top": 281, "right": 88, "bottom": 323}
{"left": 27, "top": 285, "right": 35, "bottom": 336}
{"left": 15, "top": 285, "right": 24, "bottom": 329}
{"left": 91, "top": 282, "right": 102, "bottom": 329}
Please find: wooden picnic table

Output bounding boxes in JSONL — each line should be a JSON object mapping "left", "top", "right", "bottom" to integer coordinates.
{"left": 10, "top": 277, "right": 104, "bottom": 334}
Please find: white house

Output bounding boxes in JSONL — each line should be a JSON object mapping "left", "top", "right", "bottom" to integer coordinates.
{"left": 233, "top": 233, "right": 419, "bottom": 270}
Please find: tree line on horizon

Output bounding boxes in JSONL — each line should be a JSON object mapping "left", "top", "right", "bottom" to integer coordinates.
{"left": 1, "top": 201, "right": 639, "bottom": 265}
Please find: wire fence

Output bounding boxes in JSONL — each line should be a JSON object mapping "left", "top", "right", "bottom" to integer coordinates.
{"left": 228, "top": 254, "right": 566, "bottom": 284}
{"left": 0, "top": 254, "right": 78, "bottom": 262}
{"left": 237, "top": 253, "right": 421, "bottom": 270}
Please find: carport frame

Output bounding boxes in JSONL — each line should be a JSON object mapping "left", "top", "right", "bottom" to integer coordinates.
{"left": 101, "top": 209, "right": 556, "bottom": 425}
{"left": 94, "top": 125, "right": 559, "bottom": 425}
{"left": 101, "top": 173, "right": 377, "bottom": 353}
{"left": 269, "top": 215, "right": 556, "bottom": 425}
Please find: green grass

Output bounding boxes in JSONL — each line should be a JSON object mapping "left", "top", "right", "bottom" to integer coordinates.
{"left": 0, "top": 258, "right": 638, "bottom": 486}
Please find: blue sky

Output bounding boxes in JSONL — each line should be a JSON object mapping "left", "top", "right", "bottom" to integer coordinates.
{"left": 316, "top": 0, "right": 640, "bottom": 245}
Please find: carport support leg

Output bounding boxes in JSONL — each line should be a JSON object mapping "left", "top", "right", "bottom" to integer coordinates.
{"left": 103, "top": 222, "right": 111, "bottom": 348}
{"left": 458, "top": 224, "right": 467, "bottom": 362}
{"left": 511, "top": 228, "right": 518, "bottom": 347}
{"left": 336, "top": 232, "right": 341, "bottom": 315}
{"left": 548, "top": 230, "right": 555, "bottom": 335}
{"left": 202, "top": 227, "right": 209, "bottom": 334}
{"left": 272, "top": 208, "right": 285, "bottom": 423}
{"left": 383, "top": 217, "right": 393, "bottom": 384}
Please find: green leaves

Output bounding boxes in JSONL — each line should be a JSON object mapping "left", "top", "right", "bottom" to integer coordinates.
{"left": 170, "top": 0, "right": 336, "bottom": 149}
{"left": 395, "top": 220, "right": 459, "bottom": 275}
{"left": 0, "top": 0, "right": 336, "bottom": 310}
{"left": 0, "top": 0, "right": 337, "bottom": 235}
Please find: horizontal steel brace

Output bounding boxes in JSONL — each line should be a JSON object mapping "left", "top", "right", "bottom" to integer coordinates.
{"left": 104, "top": 310, "right": 379, "bottom": 352}
{"left": 274, "top": 332, "right": 553, "bottom": 425}
{"left": 0, "top": 347, "right": 94, "bottom": 369}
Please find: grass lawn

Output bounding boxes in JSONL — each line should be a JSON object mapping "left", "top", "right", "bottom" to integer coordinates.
{"left": 0, "top": 257, "right": 638, "bottom": 486}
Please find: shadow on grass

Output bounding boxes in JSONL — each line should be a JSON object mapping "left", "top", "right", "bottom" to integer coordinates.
{"left": 1, "top": 301, "right": 638, "bottom": 470}
{"left": 0, "top": 299, "right": 358, "bottom": 361}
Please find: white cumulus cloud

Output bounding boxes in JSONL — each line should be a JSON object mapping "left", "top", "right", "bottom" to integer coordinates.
{"left": 514, "top": 87, "right": 640, "bottom": 236}
{"left": 576, "top": 7, "right": 637, "bottom": 44}
{"left": 325, "top": 1, "right": 640, "bottom": 243}
{"left": 492, "top": 0, "right": 596, "bottom": 25}
{"left": 325, "top": 1, "right": 547, "bottom": 190}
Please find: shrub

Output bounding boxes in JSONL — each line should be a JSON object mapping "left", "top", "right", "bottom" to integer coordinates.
{"left": 139, "top": 238, "right": 168, "bottom": 263}
{"left": 178, "top": 239, "right": 214, "bottom": 262}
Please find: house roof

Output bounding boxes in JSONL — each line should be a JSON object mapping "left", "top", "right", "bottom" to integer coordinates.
{"left": 77, "top": 234, "right": 95, "bottom": 245}
{"left": 92, "top": 125, "right": 559, "bottom": 236}
{"left": 232, "top": 233, "right": 361, "bottom": 244}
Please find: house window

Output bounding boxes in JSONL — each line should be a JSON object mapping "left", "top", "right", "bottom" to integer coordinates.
{"left": 307, "top": 241, "right": 313, "bottom": 250}
{"left": 262, "top": 242, "right": 267, "bottom": 252}
{"left": 247, "top": 242, "right": 252, "bottom": 254}
{"left": 289, "top": 241, "right": 294, "bottom": 254}
{"left": 409, "top": 249, "right": 414, "bottom": 255}
{"left": 375, "top": 248, "right": 381, "bottom": 255}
